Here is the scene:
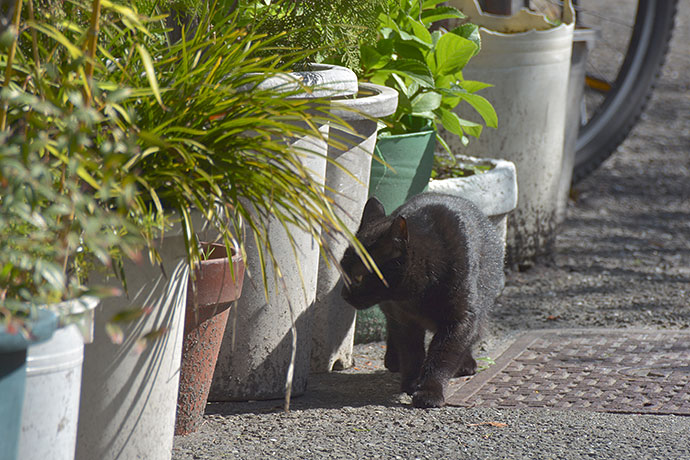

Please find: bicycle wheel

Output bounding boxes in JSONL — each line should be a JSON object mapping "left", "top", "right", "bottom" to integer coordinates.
{"left": 572, "top": 0, "right": 678, "bottom": 183}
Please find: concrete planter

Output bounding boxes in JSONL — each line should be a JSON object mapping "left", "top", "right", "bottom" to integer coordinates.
{"left": 557, "top": 28, "right": 598, "bottom": 224}
{"left": 310, "top": 83, "right": 398, "bottom": 373}
{"left": 19, "top": 297, "right": 98, "bottom": 460}
{"left": 76, "top": 232, "right": 190, "bottom": 460}
{"left": 444, "top": 0, "right": 575, "bottom": 266}
{"left": 209, "top": 64, "right": 358, "bottom": 400}
{"left": 428, "top": 155, "right": 518, "bottom": 256}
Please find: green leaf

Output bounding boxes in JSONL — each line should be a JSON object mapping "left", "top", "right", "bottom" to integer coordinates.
{"left": 361, "top": 45, "right": 389, "bottom": 70}
{"left": 397, "top": 29, "right": 433, "bottom": 49}
{"left": 411, "top": 92, "right": 442, "bottom": 114}
{"left": 438, "top": 108, "right": 483, "bottom": 138}
{"left": 382, "top": 59, "right": 434, "bottom": 88}
{"left": 136, "top": 44, "right": 165, "bottom": 109}
{"left": 408, "top": 18, "right": 433, "bottom": 45}
{"left": 35, "top": 260, "right": 65, "bottom": 291}
{"left": 432, "top": 32, "right": 478, "bottom": 75}
{"left": 30, "top": 23, "right": 83, "bottom": 59}
{"left": 461, "top": 80, "right": 494, "bottom": 93}
{"left": 451, "top": 24, "right": 481, "bottom": 49}
{"left": 421, "top": 6, "right": 466, "bottom": 27}
{"left": 460, "top": 93, "right": 498, "bottom": 128}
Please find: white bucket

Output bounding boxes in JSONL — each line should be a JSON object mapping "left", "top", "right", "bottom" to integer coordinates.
{"left": 444, "top": 0, "right": 575, "bottom": 266}
{"left": 19, "top": 324, "right": 84, "bottom": 460}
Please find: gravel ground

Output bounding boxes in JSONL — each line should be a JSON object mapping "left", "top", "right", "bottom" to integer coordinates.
{"left": 173, "top": 3, "right": 690, "bottom": 458}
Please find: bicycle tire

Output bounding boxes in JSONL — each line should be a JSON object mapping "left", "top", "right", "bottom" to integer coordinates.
{"left": 572, "top": 0, "right": 678, "bottom": 183}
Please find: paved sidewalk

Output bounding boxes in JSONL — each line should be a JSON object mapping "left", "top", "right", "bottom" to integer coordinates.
{"left": 173, "top": 2, "right": 689, "bottom": 458}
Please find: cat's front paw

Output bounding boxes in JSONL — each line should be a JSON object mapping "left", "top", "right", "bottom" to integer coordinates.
{"left": 412, "top": 389, "right": 445, "bottom": 408}
{"left": 454, "top": 354, "right": 477, "bottom": 377}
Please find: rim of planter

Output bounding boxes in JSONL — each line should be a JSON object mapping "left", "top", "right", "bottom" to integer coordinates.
{"left": 378, "top": 129, "right": 436, "bottom": 141}
{"left": 428, "top": 155, "right": 518, "bottom": 217}
{"left": 330, "top": 83, "right": 399, "bottom": 120}
{"left": 185, "top": 243, "right": 245, "bottom": 331}
{"left": 253, "top": 63, "right": 358, "bottom": 99}
{"left": 449, "top": 0, "right": 574, "bottom": 35}
{"left": 0, "top": 309, "right": 57, "bottom": 353}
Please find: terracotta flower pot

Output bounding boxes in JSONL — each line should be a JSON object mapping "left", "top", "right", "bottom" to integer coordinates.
{"left": 175, "top": 243, "right": 244, "bottom": 435}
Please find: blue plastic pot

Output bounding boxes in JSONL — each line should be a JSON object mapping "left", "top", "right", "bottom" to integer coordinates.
{"left": 0, "top": 309, "right": 57, "bottom": 460}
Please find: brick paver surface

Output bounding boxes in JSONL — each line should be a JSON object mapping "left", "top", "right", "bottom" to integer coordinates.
{"left": 447, "top": 329, "right": 690, "bottom": 415}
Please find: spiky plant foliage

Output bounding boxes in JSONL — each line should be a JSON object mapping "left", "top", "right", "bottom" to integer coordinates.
{"left": 235, "top": 0, "right": 387, "bottom": 71}
{"left": 1, "top": 0, "right": 371, "bottom": 332}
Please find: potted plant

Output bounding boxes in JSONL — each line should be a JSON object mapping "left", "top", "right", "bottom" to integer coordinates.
{"left": 0, "top": 3, "right": 148, "bottom": 459}
{"left": 444, "top": 0, "right": 575, "bottom": 267}
{"left": 4, "top": 0, "right": 370, "bottom": 457}
{"left": 176, "top": 242, "right": 245, "bottom": 435}
{"left": 351, "top": 0, "right": 497, "bottom": 344}
{"left": 38, "top": 2, "right": 368, "bottom": 458}
{"left": 361, "top": 0, "right": 497, "bottom": 212}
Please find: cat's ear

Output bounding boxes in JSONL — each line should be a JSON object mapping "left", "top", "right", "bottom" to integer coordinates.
{"left": 391, "top": 216, "right": 408, "bottom": 243}
{"left": 360, "top": 197, "right": 386, "bottom": 227}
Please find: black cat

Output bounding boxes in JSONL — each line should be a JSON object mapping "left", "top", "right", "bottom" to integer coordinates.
{"left": 340, "top": 192, "right": 505, "bottom": 408}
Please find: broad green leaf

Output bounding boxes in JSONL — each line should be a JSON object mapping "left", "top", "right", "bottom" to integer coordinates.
{"left": 361, "top": 45, "right": 389, "bottom": 70}
{"left": 423, "top": 0, "right": 456, "bottom": 9}
{"left": 421, "top": 6, "right": 466, "bottom": 26}
{"left": 461, "top": 80, "right": 494, "bottom": 93}
{"left": 392, "top": 40, "right": 427, "bottom": 64}
{"left": 408, "top": 18, "right": 433, "bottom": 45}
{"left": 439, "top": 108, "right": 483, "bottom": 138}
{"left": 432, "top": 32, "right": 478, "bottom": 75}
{"left": 397, "top": 29, "right": 433, "bottom": 49}
{"left": 411, "top": 92, "right": 442, "bottom": 114}
{"left": 382, "top": 59, "right": 434, "bottom": 88}
{"left": 451, "top": 24, "right": 481, "bottom": 49}
{"left": 460, "top": 93, "right": 498, "bottom": 128}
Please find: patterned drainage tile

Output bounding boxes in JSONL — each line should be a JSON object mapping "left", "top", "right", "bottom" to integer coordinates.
{"left": 447, "top": 329, "right": 690, "bottom": 415}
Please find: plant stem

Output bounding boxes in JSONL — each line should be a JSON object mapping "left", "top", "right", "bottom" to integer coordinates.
{"left": 0, "top": 0, "right": 24, "bottom": 131}
{"left": 83, "top": 0, "right": 102, "bottom": 106}
{"left": 27, "top": 0, "right": 40, "bottom": 72}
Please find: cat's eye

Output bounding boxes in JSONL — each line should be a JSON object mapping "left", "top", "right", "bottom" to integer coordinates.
{"left": 353, "top": 274, "right": 364, "bottom": 285}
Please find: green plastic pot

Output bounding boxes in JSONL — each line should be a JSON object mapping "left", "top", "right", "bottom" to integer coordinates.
{"left": 0, "top": 308, "right": 57, "bottom": 460}
{"left": 355, "top": 130, "right": 436, "bottom": 344}
{"left": 368, "top": 130, "right": 437, "bottom": 213}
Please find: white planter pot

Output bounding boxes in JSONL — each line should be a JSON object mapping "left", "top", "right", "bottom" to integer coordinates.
{"left": 19, "top": 297, "right": 98, "bottom": 460}
{"left": 557, "top": 28, "right": 598, "bottom": 224}
{"left": 310, "top": 83, "right": 398, "bottom": 373}
{"left": 254, "top": 63, "right": 358, "bottom": 99}
{"left": 209, "top": 141, "right": 327, "bottom": 401}
{"left": 209, "top": 64, "right": 358, "bottom": 400}
{"left": 428, "top": 155, "right": 518, "bottom": 256}
{"left": 444, "top": 0, "right": 575, "bottom": 266}
{"left": 76, "top": 233, "right": 189, "bottom": 460}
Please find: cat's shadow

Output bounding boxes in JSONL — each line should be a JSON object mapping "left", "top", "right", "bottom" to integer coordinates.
{"left": 205, "top": 369, "right": 409, "bottom": 416}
